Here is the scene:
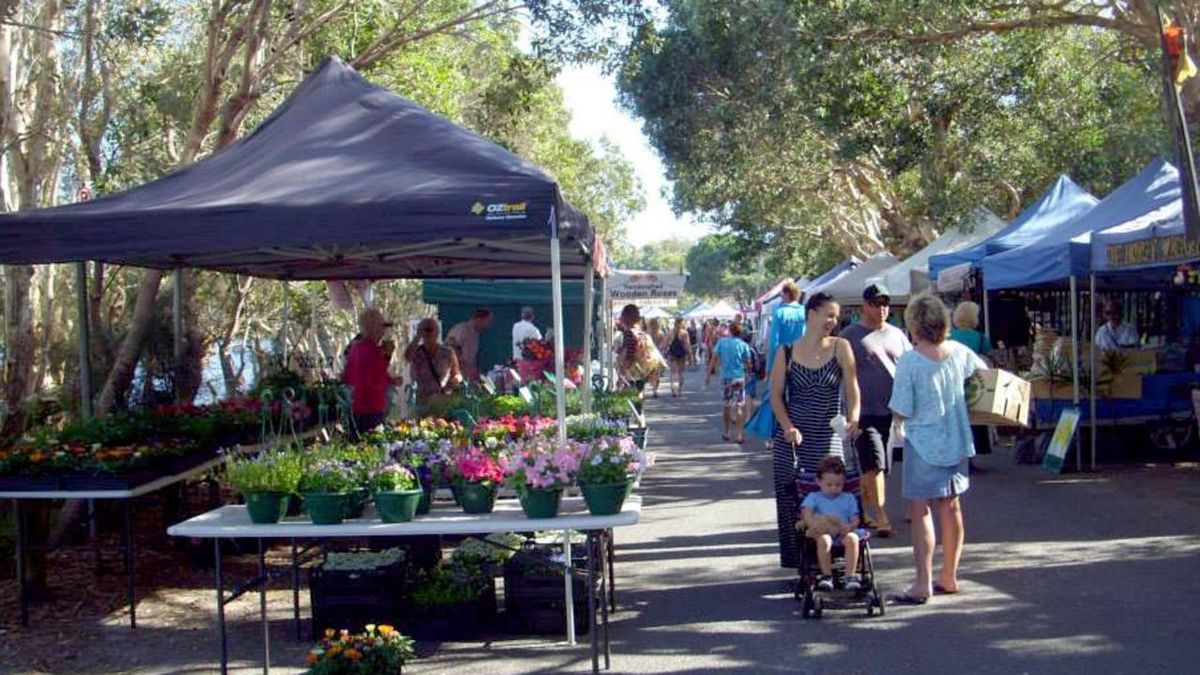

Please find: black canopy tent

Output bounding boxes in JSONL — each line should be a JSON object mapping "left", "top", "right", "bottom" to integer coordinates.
{"left": 0, "top": 54, "right": 606, "bottom": 449}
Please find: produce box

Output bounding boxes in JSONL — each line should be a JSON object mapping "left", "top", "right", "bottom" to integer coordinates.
{"left": 1029, "top": 379, "right": 1075, "bottom": 401}
{"left": 966, "top": 369, "right": 1031, "bottom": 427}
{"left": 1100, "top": 374, "right": 1143, "bottom": 399}
{"left": 309, "top": 549, "right": 407, "bottom": 635}
{"left": 502, "top": 543, "right": 593, "bottom": 634}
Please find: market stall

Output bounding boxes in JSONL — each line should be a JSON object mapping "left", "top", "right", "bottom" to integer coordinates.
{"left": 799, "top": 258, "right": 858, "bottom": 297}
{"left": 810, "top": 252, "right": 900, "bottom": 306}
{"left": 0, "top": 55, "right": 627, "bottom": 667}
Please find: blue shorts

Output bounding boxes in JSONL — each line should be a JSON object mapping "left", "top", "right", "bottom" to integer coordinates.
{"left": 901, "top": 440, "right": 970, "bottom": 500}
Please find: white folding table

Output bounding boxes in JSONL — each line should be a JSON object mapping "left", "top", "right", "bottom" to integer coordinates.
{"left": 167, "top": 495, "right": 642, "bottom": 674}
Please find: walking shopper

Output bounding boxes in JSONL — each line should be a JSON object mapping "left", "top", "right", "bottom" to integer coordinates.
{"left": 888, "top": 294, "right": 987, "bottom": 604}
{"left": 706, "top": 323, "right": 754, "bottom": 443}
{"left": 769, "top": 292, "right": 861, "bottom": 568}
{"left": 687, "top": 320, "right": 700, "bottom": 366}
{"left": 951, "top": 302, "right": 993, "bottom": 458}
{"left": 840, "top": 284, "right": 910, "bottom": 537}
{"left": 745, "top": 280, "right": 806, "bottom": 439}
{"left": 663, "top": 317, "right": 692, "bottom": 397}
{"left": 403, "top": 317, "right": 463, "bottom": 411}
{"left": 646, "top": 318, "right": 666, "bottom": 398}
{"left": 446, "top": 308, "right": 493, "bottom": 382}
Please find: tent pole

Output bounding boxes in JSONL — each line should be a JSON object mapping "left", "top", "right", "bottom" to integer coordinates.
{"left": 981, "top": 273, "right": 991, "bottom": 345}
{"left": 75, "top": 262, "right": 93, "bottom": 421}
{"left": 173, "top": 269, "right": 184, "bottom": 404}
{"left": 549, "top": 212, "right": 574, "bottom": 645}
{"left": 1070, "top": 275, "right": 1081, "bottom": 472}
{"left": 599, "top": 274, "right": 609, "bottom": 389}
{"left": 1089, "top": 274, "right": 1098, "bottom": 471}
{"left": 582, "top": 261, "right": 595, "bottom": 414}
{"left": 281, "top": 281, "right": 290, "bottom": 369}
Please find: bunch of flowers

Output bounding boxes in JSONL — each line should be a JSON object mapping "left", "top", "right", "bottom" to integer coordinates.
{"left": 473, "top": 415, "right": 556, "bottom": 444}
{"left": 0, "top": 437, "right": 195, "bottom": 476}
{"left": 564, "top": 414, "right": 627, "bottom": 441}
{"left": 452, "top": 447, "right": 505, "bottom": 486}
{"left": 505, "top": 437, "right": 581, "bottom": 491}
{"left": 375, "top": 417, "right": 465, "bottom": 444}
{"left": 298, "top": 458, "right": 357, "bottom": 494}
{"left": 576, "top": 435, "right": 652, "bottom": 485}
{"left": 304, "top": 624, "right": 414, "bottom": 674}
{"left": 367, "top": 462, "right": 418, "bottom": 492}
{"left": 386, "top": 438, "right": 455, "bottom": 486}
{"left": 519, "top": 336, "right": 554, "bottom": 362}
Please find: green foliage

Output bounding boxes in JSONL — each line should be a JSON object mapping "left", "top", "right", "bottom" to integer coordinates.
{"left": 226, "top": 451, "right": 304, "bottom": 494}
{"left": 409, "top": 567, "right": 486, "bottom": 609}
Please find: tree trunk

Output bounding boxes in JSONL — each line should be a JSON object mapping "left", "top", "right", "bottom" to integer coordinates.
{"left": 2, "top": 265, "right": 35, "bottom": 434}
{"left": 96, "top": 269, "right": 163, "bottom": 413}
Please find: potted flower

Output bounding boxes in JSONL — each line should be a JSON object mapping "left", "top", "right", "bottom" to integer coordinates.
{"left": 575, "top": 435, "right": 642, "bottom": 516}
{"left": 451, "top": 447, "right": 505, "bottom": 514}
{"left": 226, "top": 450, "right": 302, "bottom": 524}
{"left": 304, "top": 624, "right": 414, "bottom": 674}
{"left": 506, "top": 438, "right": 580, "bottom": 519}
{"left": 388, "top": 438, "right": 454, "bottom": 515}
{"left": 369, "top": 462, "right": 423, "bottom": 523}
{"left": 299, "top": 459, "right": 356, "bottom": 525}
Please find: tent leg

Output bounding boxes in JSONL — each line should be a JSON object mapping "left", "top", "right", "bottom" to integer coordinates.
{"left": 582, "top": 267, "right": 595, "bottom": 414}
{"left": 981, "top": 276, "right": 991, "bottom": 346}
{"left": 76, "top": 263, "right": 93, "bottom": 421}
{"left": 550, "top": 222, "right": 574, "bottom": 645}
{"left": 1069, "top": 275, "right": 1081, "bottom": 472}
{"left": 173, "top": 270, "right": 184, "bottom": 404}
{"left": 1089, "top": 274, "right": 1098, "bottom": 472}
{"left": 281, "top": 281, "right": 290, "bottom": 368}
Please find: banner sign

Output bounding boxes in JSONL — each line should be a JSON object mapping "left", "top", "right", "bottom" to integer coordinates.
{"left": 1106, "top": 234, "right": 1200, "bottom": 269}
{"left": 608, "top": 269, "right": 687, "bottom": 307}
{"left": 1042, "top": 406, "right": 1081, "bottom": 473}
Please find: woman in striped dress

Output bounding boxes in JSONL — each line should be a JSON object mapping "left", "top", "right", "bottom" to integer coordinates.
{"left": 769, "top": 292, "right": 862, "bottom": 568}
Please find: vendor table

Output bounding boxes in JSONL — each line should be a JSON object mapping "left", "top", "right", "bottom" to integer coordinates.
{"left": 1033, "top": 373, "right": 1200, "bottom": 426}
{"left": 1, "top": 438, "right": 284, "bottom": 629}
{"left": 167, "top": 495, "right": 642, "bottom": 675}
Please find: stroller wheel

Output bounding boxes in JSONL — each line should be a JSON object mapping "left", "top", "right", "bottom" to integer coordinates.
{"left": 875, "top": 593, "right": 886, "bottom": 617}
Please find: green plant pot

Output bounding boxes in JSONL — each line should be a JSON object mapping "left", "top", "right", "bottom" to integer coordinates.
{"left": 417, "top": 487, "right": 432, "bottom": 515}
{"left": 457, "top": 482, "right": 497, "bottom": 514}
{"left": 303, "top": 492, "right": 349, "bottom": 525}
{"left": 518, "top": 488, "right": 563, "bottom": 519}
{"left": 243, "top": 492, "right": 289, "bottom": 524}
{"left": 374, "top": 489, "right": 424, "bottom": 523}
{"left": 344, "top": 488, "right": 369, "bottom": 519}
{"left": 580, "top": 481, "right": 630, "bottom": 516}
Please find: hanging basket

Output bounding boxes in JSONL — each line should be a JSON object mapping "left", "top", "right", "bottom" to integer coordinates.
{"left": 580, "top": 481, "right": 631, "bottom": 516}
{"left": 374, "top": 489, "right": 424, "bottom": 523}
{"left": 457, "top": 482, "right": 498, "bottom": 514}
{"left": 518, "top": 488, "right": 563, "bottom": 519}
{"left": 243, "top": 492, "right": 289, "bottom": 524}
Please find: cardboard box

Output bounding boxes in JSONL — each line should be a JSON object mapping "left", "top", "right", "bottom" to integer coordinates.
{"left": 966, "top": 369, "right": 1031, "bottom": 427}
{"left": 1100, "top": 373, "right": 1143, "bottom": 399}
{"left": 1029, "top": 379, "right": 1075, "bottom": 400}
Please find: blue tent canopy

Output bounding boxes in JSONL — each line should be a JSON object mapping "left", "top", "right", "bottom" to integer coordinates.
{"left": 928, "top": 175, "right": 1098, "bottom": 281}
{"left": 0, "top": 57, "right": 594, "bottom": 280}
{"left": 983, "top": 159, "right": 1180, "bottom": 290}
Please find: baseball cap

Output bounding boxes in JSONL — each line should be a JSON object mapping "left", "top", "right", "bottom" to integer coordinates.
{"left": 862, "top": 283, "right": 891, "bottom": 303}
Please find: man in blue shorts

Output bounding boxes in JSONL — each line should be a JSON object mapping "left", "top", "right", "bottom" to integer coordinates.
{"left": 705, "top": 323, "right": 754, "bottom": 443}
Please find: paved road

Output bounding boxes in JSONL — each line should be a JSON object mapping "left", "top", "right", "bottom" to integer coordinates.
{"left": 13, "top": 373, "right": 1197, "bottom": 673}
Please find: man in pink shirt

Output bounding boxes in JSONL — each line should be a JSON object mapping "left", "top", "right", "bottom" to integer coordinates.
{"left": 343, "top": 308, "right": 401, "bottom": 436}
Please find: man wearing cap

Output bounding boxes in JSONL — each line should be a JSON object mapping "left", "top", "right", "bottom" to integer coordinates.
{"left": 839, "top": 283, "right": 911, "bottom": 537}
{"left": 447, "top": 308, "right": 493, "bottom": 381}
{"left": 343, "top": 308, "right": 402, "bottom": 436}
{"left": 512, "top": 306, "right": 543, "bottom": 361}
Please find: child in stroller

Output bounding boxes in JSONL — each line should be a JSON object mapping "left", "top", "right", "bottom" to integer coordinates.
{"left": 795, "top": 455, "right": 884, "bottom": 618}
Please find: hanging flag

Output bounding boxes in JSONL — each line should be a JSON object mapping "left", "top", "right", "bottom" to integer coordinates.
{"left": 1164, "top": 22, "right": 1198, "bottom": 88}
{"left": 1159, "top": 10, "right": 1200, "bottom": 240}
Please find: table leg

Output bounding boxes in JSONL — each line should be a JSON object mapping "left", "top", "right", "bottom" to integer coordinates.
{"left": 258, "top": 538, "right": 270, "bottom": 675}
{"left": 606, "top": 528, "right": 615, "bottom": 613}
{"left": 564, "top": 528, "right": 576, "bottom": 645}
{"left": 123, "top": 500, "right": 136, "bottom": 628}
{"left": 215, "top": 539, "right": 228, "bottom": 675}
{"left": 588, "top": 531, "right": 599, "bottom": 674}
{"left": 291, "top": 538, "right": 302, "bottom": 641}
{"left": 89, "top": 499, "right": 101, "bottom": 572}
{"left": 599, "top": 530, "right": 610, "bottom": 670}
{"left": 14, "top": 499, "right": 28, "bottom": 628}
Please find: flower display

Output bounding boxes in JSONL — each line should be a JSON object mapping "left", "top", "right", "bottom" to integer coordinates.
{"left": 304, "top": 624, "right": 414, "bottom": 674}
{"left": 226, "top": 450, "right": 303, "bottom": 494}
{"left": 298, "top": 458, "right": 357, "bottom": 494}
{"left": 576, "top": 435, "right": 648, "bottom": 485}
{"left": 367, "top": 462, "right": 418, "bottom": 492}
{"left": 505, "top": 437, "right": 581, "bottom": 491}
{"left": 564, "top": 414, "right": 627, "bottom": 441}
{"left": 473, "top": 415, "right": 556, "bottom": 445}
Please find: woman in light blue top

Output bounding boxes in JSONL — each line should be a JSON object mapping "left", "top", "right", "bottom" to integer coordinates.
{"left": 888, "top": 294, "right": 987, "bottom": 604}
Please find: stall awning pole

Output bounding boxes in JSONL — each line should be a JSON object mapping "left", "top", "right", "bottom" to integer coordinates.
{"left": 173, "top": 269, "right": 184, "bottom": 404}
{"left": 548, "top": 208, "right": 575, "bottom": 645}
{"left": 75, "top": 263, "right": 93, "bottom": 420}
{"left": 599, "top": 274, "right": 609, "bottom": 389}
{"left": 582, "top": 262, "right": 595, "bottom": 414}
{"left": 1089, "top": 274, "right": 1098, "bottom": 472}
{"left": 981, "top": 273, "right": 992, "bottom": 345}
{"left": 282, "top": 281, "right": 291, "bottom": 368}
{"left": 1070, "top": 274, "right": 1081, "bottom": 472}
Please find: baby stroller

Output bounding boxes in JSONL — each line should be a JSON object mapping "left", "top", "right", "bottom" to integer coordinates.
{"left": 792, "top": 471, "right": 885, "bottom": 619}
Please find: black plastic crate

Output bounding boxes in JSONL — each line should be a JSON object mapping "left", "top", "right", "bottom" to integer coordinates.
{"left": 310, "top": 558, "right": 407, "bottom": 635}
{"left": 404, "top": 580, "right": 496, "bottom": 642}
{"left": 502, "top": 543, "right": 594, "bottom": 634}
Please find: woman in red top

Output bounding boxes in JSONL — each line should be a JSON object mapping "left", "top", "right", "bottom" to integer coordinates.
{"left": 343, "top": 308, "right": 401, "bottom": 436}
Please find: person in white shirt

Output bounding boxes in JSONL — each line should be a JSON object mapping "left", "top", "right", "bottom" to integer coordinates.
{"left": 1094, "top": 300, "right": 1139, "bottom": 350}
{"left": 512, "top": 306, "right": 543, "bottom": 361}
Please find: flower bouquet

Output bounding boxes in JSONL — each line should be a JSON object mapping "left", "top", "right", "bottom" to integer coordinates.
{"left": 304, "top": 624, "right": 414, "bottom": 674}
{"left": 506, "top": 437, "right": 581, "bottom": 519}
{"left": 299, "top": 458, "right": 357, "bottom": 525}
{"left": 387, "top": 438, "right": 455, "bottom": 515}
{"left": 368, "top": 462, "right": 423, "bottom": 523}
{"left": 227, "top": 450, "right": 303, "bottom": 524}
{"left": 450, "top": 447, "right": 505, "bottom": 514}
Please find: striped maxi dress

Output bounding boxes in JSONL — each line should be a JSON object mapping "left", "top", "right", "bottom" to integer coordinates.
{"left": 771, "top": 355, "right": 860, "bottom": 568}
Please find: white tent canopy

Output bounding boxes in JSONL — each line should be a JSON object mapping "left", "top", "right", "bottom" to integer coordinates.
{"left": 640, "top": 306, "right": 673, "bottom": 320}
{"left": 686, "top": 299, "right": 740, "bottom": 320}
{"left": 809, "top": 253, "right": 901, "bottom": 306}
{"left": 866, "top": 208, "right": 1007, "bottom": 304}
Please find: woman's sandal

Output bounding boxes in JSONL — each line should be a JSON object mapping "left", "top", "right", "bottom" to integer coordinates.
{"left": 933, "top": 583, "right": 960, "bottom": 595}
{"left": 888, "top": 592, "right": 929, "bottom": 606}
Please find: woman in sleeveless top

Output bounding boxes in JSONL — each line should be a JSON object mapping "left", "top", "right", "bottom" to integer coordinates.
{"left": 768, "top": 292, "right": 862, "bottom": 568}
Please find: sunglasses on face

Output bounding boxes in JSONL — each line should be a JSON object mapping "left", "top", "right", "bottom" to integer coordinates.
{"left": 869, "top": 299, "right": 890, "bottom": 308}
